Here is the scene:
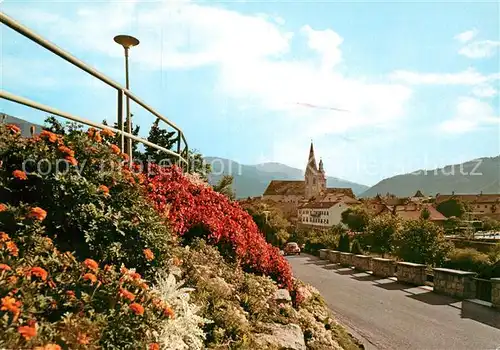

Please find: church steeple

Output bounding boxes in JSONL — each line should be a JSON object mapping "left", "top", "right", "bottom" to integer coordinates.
{"left": 307, "top": 140, "right": 318, "bottom": 173}
{"left": 319, "top": 158, "right": 324, "bottom": 173}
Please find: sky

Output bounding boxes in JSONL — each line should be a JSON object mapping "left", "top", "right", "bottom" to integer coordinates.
{"left": 1, "top": 0, "right": 499, "bottom": 186}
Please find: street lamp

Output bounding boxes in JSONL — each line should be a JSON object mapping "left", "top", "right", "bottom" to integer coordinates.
{"left": 114, "top": 34, "right": 139, "bottom": 159}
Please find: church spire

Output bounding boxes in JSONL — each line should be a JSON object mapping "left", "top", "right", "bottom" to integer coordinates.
{"left": 319, "top": 158, "right": 324, "bottom": 173}
{"left": 307, "top": 140, "right": 317, "bottom": 172}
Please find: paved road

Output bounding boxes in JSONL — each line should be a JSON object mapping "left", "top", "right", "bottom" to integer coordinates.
{"left": 288, "top": 254, "right": 500, "bottom": 350}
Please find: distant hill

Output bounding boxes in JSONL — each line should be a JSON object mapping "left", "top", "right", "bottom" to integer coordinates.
{"left": 361, "top": 156, "right": 500, "bottom": 197}
{"left": 1, "top": 113, "right": 43, "bottom": 137}
{"left": 205, "top": 157, "right": 369, "bottom": 198}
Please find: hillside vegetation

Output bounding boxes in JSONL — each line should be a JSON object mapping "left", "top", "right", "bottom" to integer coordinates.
{"left": 361, "top": 156, "right": 500, "bottom": 197}
{"left": 0, "top": 121, "right": 362, "bottom": 349}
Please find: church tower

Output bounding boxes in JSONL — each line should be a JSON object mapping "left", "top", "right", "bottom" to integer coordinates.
{"left": 305, "top": 141, "right": 324, "bottom": 199}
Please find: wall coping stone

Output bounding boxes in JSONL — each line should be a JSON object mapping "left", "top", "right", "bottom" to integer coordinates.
{"left": 491, "top": 278, "right": 500, "bottom": 283}
{"left": 372, "top": 257, "right": 394, "bottom": 262}
{"left": 319, "top": 249, "right": 328, "bottom": 252}
{"left": 397, "top": 262, "right": 426, "bottom": 268}
{"left": 433, "top": 268, "right": 476, "bottom": 276}
{"left": 355, "top": 255, "right": 371, "bottom": 259}
{"left": 340, "top": 252, "right": 353, "bottom": 256}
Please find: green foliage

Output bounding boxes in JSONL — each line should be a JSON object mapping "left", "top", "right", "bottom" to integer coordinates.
{"left": 365, "top": 214, "right": 400, "bottom": 256}
{"left": 393, "top": 219, "right": 453, "bottom": 266}
{"left": 420, "top": 207, "right": 431, "bottom": 220}
{"left": 341, "top": 207, "right": 371, "bottom": 232}
{"left": 482, "top": 217, "right": 500, "bottom": 231}
{"left": 212, "top": 175, "right": 236, "bottom": 200}
{"left": 101, "top": 118, "right": 142, "bottom": 158}
{"left": 241, "top": 203, "right": 290, "bottom": 247}
{"left": 350, "top": 239, "right": 363, "bottom": 255}
{"left": 338, "top": 233, "right": 350, "bottom": 253}
{"left": 436, "top": 199, "right": 468, "bottom": 218}
{"left": 142, "top": 118, "right": 177, "bottom": 165}
{"left": 443, "top": 248, "right": 492, "bottom": 277}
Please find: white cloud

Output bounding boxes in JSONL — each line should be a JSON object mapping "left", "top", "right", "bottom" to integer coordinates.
{"left": 459, "top": 40, "right": 500, "bottom": 59}
{"left": 300, "top": 25, "right": 343, "bottom": 69}
{"left": 472, "top": 85, "right": 497, "bottom": 98}
{"left": 454, "top": 29, "right": 478, "bottom": 43}
{"left": 439, "top": 97, "right": 500, "bottom": 134}
{"left": 389, "top": 68, "right": 499, "bottom": 85}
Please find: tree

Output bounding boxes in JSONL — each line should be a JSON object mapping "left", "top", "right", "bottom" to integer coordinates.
{"left": 212, "top": 175, "right": 235, "bottom": 200}
{"left": 241, "top": 202, "right": 290, "bottom": 247}
{"left": 365, "top": 214, "right": 400, "bottom": 257}
{"left": 341, "top": 206, "right": 371, "bottom": 232}
{"left": 482, "top": 217, "right": 500, "bottom": 232}
{"left": 102, "top": 118, "right": 142, "bottom": 158}
{"left": 436, "top": 199, "right": 468, "bottom": 218}
{"left": 338, "top": 233, "right": 350, "bottom": 252}
{"left": 393, "top": 219, "right": 452, "bottom": 266}
{"left": 143, "top": 118, "right": 177, "bottom": 165}
{"left": 351, "top": 238, "right": 363, "bottom": 255}
{"left": 420, "top": 207, "right": 431, "bottom": 220}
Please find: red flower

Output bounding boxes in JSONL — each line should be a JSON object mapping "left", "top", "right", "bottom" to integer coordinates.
{"left": 29, "top": 207, "right": 47, "bottom": 221}
{"left": 29, "top": 267, "right": 48, "bottom": 281}
{"left": 6, "top": 124, "right": 21, "bottom": 134}
{"left": 34, "top": 344, "right": 62, "bottom": 350}
{"left": 119, "top": 288, "right": 136, "bottom": 301}
{"left": 83, "top": 258, "right": 99, "bottom": 272}
{"left": 18, "top": 324, "right": 37, "bottom": 340}
{"left": 65, "top": 156, "right": 78, "bottom": 166}
{"left": 143, "top": 249, "right": 154, "bottom": 261}
{"left": 0, "top": 232, "right": 10, "bottom": 241}
{"left": 0, "top": 203, "right": 7, "bottom": 212}
{"left": 83, "top": 273, "right": 97, "bottom": 284}
{"left": 6, "top": 241, "right": 19, "bottom": 257}
{"left": 58, "top": 145, "right": 75, "bottom": 157}
{"left": 1, "top": 296, "right": 22, "bottom": 314}
{"left": 98, "top": 185, "right": 110, "bottom": 196}
{"left": 163, "top": 306, "right": 175, "bottom": 318}
{"left": 12, "top": 170, "right": 28, "bottom": 180}
{"left": 129, "top": 303, "right": 144, "bottom": 315}
{"left": 40, "top": 130, "right": 57, "bottom": 143}
{"left": 149, "top": 344, "right": 160, "bottom": 350}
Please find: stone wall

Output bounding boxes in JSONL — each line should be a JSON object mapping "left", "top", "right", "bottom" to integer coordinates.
{"left": 433, "top": 268, "right": 477, "bottom": 299}
{"left": 352, "top": 255, "right": 371, "bottom": 271}
{"left": 396, "top": 262, "right": 427, "bottom": 286}
{"left": 371, "top": 258, "right": 396, "bottom": 278}
{"left": 491, "top": 278, "right": 500, "bottom": 308}
{"left": 319, "top": 249, "right": 328, "bottom": 260}
{"left": 327, "top": 250, "right": 340, "bottom": 264}
{"left": 339, "top": 252, "right": 353, "bottom": 267}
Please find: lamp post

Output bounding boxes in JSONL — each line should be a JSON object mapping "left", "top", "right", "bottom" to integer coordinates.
{"left": 114, "top": 34, "right": 139, "bottom": 159}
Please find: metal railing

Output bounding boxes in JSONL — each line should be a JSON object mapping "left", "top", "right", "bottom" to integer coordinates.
{"left": 0, "top": 12, "right": 189, "bottom": 170}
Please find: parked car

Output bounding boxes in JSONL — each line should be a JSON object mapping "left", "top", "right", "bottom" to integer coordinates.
{"left": 284, "top": 242, "right": 301, "bottom": 256}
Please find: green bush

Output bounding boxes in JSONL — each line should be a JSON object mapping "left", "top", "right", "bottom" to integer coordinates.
{"left": 444, "top": 248, "right": 492, "bottom": 277}
{"left": 350, "top": 239, "right": 363, "bottom": 255}
{"left": 338, "top": 233, "right": 350, "bottom": 253}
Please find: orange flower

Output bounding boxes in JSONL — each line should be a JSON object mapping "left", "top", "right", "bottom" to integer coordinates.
{"left": 140, "top": 282, "right": 149, "bottom": 290}
{"left": 149, "top": 344, "right": 160, "bottom": 350}
{"left": 8, "top": 276, "right": 18, "bottom": 285}
{"left": 0, "top": 204, "right": 7, "bottom": 212}
{"left": 1, "top": 232, "right": 10, "bottom": 241}
{"left": 104, "top": 264, "right": 113, "bottom": 272}
{"left": 65, "top": 156, "right": 78, "bottom": 166}
{"left": 119, "top": 288, "right": 136, "bottom": 301}
{"left": 34, "top": 344, "right": 62, "bottom": 350}
{"left": 129, "top": 303, "right": 144, "bottom": 315}
{"left": 83, "top": 273, "right": 97, "bottom": 283}
{"left": 110, "top": 144, "right": 121, "bottom": 155}
{"left": 41, "top": 130, "right": 57, "bottom": 143}
{"left": 18, "top": 324, "right": 37, "bottom": 340}
{"left": 130, "top": 272, "right": 141, "bottom": 281}
{"left": 163, "top": 306, "right": 175, "bottom": 318}
{"left": 29, "top": 207, "right": 47, "bottom": 221}
{"left": 58, "top": 145, "right": 75, "bottom": 157}
{"left": 6, "top": 241, "right": 19, "bottom": 257}
{"left": 29, "top": 267, "right": 48, "bottom": 281}
{"left": 65, "top": 290, "right": 76, "bottom": 299}
{"left": 1, "top": 296, "right": 22, "bottom": 314}
{"left": 0, "top": 263, "right": 12, "bottom": 271}
{"left": 12, "top": 170, "right": 28, "bottom": 180}
{"left": 121, "top": 152, "right": 130, "bottom": 161}
{"left": 101, "top": 129, "right": 115, "bottom": 137}
{"left": 48, "top": 280, "right": 57, "bottom": 289}
{"left": 120, "top": 266, "right": 129, "bottom": 274}
{"left": 83, "top": 258, "right": 99, "bottom": 272}
{"left": 143, "top": 248, "right": 154, "bottom": 261}
{"left": 98, "top": 185, "right": 110, "bottom": 196}
{"left": 172, "top": 257, "right": 182, "bottom": 266}
{"left": 6, "top": 124, "right": 21, "bottom": 134}
{"left": 77, "top": 333, "right": 90, "bottom": 345}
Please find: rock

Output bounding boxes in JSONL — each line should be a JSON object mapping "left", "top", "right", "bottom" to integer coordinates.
{"left": 254, "top": 323, "right": 306, "bottom": 350}
{"left": 274, "top": 289, "right": 291, "bottom": 302}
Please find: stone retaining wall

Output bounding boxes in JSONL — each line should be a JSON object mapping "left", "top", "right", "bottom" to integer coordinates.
{"left": 371, "top": 258, "right": 396, "bottom": 278}
{"left": 339, "top": 252, "right": 353, "bottom": 267}
{"left": 319, "top": 249, "right": 328, "bottom": 260}
{"left": 433, "top": 268, "right": 477, "bottom": 299}
{"left": 327, "top": 250, "right": 340, "bottom": 264}
{"left": 490, "top": 278, "right": 500, "bottom": 308}
{"left": 396, "top": 262, "right": 427, "bottom": 286}
{"left": 352, "top": 255, "right": 371, "bottom": 271}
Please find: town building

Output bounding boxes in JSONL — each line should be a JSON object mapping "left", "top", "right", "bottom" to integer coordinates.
{"left": 435, "top": 192, "right": 500, "bottom": 219}
{"left": 297, "top": 196, "right": 361, "bottom": 230}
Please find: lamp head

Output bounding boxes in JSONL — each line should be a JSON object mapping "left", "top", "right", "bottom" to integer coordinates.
{"left": 114, "top": 35, "right": 140, "bottom": 49}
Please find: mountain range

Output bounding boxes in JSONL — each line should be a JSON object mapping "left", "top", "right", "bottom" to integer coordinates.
{"left": 359, "top": 156, "right": 500, "bottom": 197}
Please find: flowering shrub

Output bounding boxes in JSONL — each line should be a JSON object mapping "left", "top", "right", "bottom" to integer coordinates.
{"left": 144, "top": 164, "right": 293, "bottom": 289}
{"left": 0, "top": 204, "right": 182, "bottom": 349}
{"left": 0, "top": 124, "right": 174, "bottom": 278}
